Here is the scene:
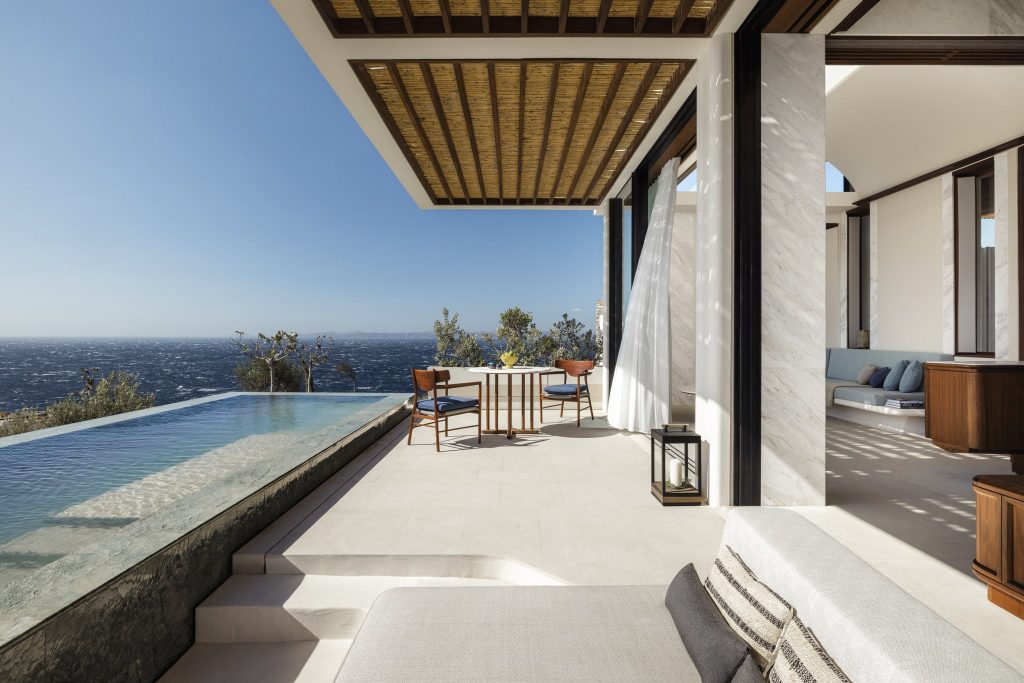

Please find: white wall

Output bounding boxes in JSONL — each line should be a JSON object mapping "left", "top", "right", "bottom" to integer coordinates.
{"left": 872, "top": 178, "right": 946, "bottom": 352}
{"left": 845, "top": 0, "right": 1024, "bottom": 35}
{"left": 825, "top": 226, "right": 842, "bottom": 348}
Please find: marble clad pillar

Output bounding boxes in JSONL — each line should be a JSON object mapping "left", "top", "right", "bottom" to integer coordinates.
{"left": 838, "top": 221, "right": 848, "bottom": 348}
{"left": 759, "top": 34, "right": 826, "bottom": 506}
{"left": 942, "top": 174, "right": 956, "bottom": 355}
{"left": 695, "top": 33, "right": 734, "bottom": 507}
{"left": 994, "top": 151, "right": 1011, "bottom": 360}
{"left": 869, "top": 202, "right": 879, "bottom": 347}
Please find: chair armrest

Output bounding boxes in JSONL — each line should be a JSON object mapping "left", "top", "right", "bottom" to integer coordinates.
{"left": 443, "top": 381, "right": 482, "bottom": 389}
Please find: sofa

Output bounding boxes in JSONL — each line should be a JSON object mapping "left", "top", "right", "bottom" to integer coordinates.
{"left": 826, "top": 348, "right": 952, "bottom": 410}
{"left": 336, "top": 508, "right": 1020, "bottom": 682}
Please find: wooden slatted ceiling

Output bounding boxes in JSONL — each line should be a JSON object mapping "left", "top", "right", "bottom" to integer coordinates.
{"left": 317, "top": 0, "right": 731, "bottom": 34}
{"left": 352, "top": 59, "right": 691, "bottom": 206}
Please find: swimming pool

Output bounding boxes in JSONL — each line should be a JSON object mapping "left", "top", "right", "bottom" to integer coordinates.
{"left": 0, "top": 393, "right": 406, "bottom": 587}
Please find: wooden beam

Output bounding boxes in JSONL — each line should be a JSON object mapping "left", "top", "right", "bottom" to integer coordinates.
{"left": 596, "top": 0, "right": 611, "bottom": 33}
{"left": 635, "top": 0, "right": 655, "bottom": 33}
{"left": 582, "top": 62, "right": 659, "bottom": 201}
{"left": 521, "top": 0, "right": 529, "bottom": 33}
{"left": 352, "top": 0, "right": 378, "bottom": 34}
{"left": 419, "top": 63, "right": 470, "bottom": 200}
{"left": 397, "top": 0, "right": 415, "bottom": 33}
{"left": 481, "top": 0, "right": 490, "bottom": 34}
{"left": 830, "top": 0, "right": 880, "bottom": 34}
{"left": 517, "top": 63, "right": 526, "bottom": 202}
{"left": 487, "top": 63, "right": 503, "bottom": 199}
{"left": 454, "top": 64, "right": 488, "bottom": 201}
{"left": 566, "top": 62, "right": 625, "bottom": 200}
{"left": 559, "top": 0, "right": 569, "bottom": 34}
{"left": 386, "top": 64, "right": 452, "bottom": 202}
{"left": 551, "top": 64, "right": 593, "bottom": 204}
{"left": 826, "top": 36, "right": 1024, "bottom": 65}
{"left": 438, "top": 0, "right": 453, "bottom": 33}
{"left": 532, "top": 64, "right": 562, "bottom": 202}
{"left": 672, "top": 0, "right": 697, "bottom": 34}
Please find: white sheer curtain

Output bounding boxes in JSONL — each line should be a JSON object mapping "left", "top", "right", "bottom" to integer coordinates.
{"left": 607, "top": 158, "right": 679, "bottom": 433}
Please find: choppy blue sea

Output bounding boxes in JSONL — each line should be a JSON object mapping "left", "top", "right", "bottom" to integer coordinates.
{"left": 0, "top": 337, "right": 434, "bottom": 413}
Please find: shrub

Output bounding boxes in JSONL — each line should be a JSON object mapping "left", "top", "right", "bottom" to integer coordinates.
{"left": 433, "top": 308, "right": 484, "bottom": 367}
{"left": 45, "top": 370, "right": 155, "bottom": 426}
{"left": 0, "top": 408, "right": 46, "bottom": 438}
{"left": 234, "top": 358, "right": 302, "bottom": 392}
{"left": 548, "top": 314, "right": 598, "bottom": 362}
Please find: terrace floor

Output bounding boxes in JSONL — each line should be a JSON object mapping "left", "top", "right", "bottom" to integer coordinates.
{"left": 164, "top": 408, "right": 1024, "bottom": 681}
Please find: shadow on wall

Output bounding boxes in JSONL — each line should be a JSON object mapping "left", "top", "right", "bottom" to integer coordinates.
{"left": 825, "top": 418, "right": 1010, "bottom": 577}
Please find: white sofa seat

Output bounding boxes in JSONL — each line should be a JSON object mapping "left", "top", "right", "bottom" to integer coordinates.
{"left": 723, "top": 508, "right": 1020, "bottom": 682}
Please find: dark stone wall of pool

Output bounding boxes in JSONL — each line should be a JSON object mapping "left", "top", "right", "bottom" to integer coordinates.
{"left": 0, "top": 404, "right": 411, "bottom": 682}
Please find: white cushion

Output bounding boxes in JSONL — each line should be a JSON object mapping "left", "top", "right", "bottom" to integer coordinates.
{"left": 768, "top": 615, "right": 851, "bottom": 683}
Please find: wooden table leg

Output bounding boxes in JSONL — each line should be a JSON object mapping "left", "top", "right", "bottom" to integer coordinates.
{"left": 529, "top": 373, "right": 535, "bottom": 430}
{"left": 520, "top": 374, "right": 525, "bottom": 431}
{"left": 506, "top": 373, "right": 513, "bottom": 439}
{"left": 485, "top": 374, "right": 490, "bottom": 431}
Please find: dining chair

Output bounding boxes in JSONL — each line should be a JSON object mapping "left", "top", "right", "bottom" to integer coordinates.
{"left": 539, "top": 360, "right": 595, "bottom": 427}
{"left": 408, "top": 368, "right": 482, "bottom": 452}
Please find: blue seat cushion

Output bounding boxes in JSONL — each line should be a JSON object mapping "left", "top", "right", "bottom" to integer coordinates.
{"left": 416, "top": 396, "right": 478, "bottom": 413}
{"left": 543, "top": 383, "right": 588, "bottom": 396}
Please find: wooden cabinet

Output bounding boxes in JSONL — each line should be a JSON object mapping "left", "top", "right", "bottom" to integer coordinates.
{"left": 973, "top": 475, "right": 1024, "bottom": 619}
{"left": 924, "top": 362, "right": 1024, "bottom": 472}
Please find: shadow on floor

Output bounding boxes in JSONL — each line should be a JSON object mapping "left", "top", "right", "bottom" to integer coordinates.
{"left": 825, "top": 417, "right": 1011, "bottom": 576}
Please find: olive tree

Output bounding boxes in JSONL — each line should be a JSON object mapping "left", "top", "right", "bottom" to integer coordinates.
{"left": 294, "top": 335, "right": 334, "bottom": 393}
{"left": 433, "top": 308, "right": 483, "bottom": 367}
{"left": 232, "top": 330, "right": 298, "bottom": 393}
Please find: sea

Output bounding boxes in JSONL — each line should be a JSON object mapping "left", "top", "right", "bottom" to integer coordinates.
{"left": 0, "top": 337, "right": 436, "bottom": 413}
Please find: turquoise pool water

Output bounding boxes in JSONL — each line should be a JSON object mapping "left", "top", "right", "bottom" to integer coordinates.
{"left": 0, "top": 394, "right": 386, "bottom": 546}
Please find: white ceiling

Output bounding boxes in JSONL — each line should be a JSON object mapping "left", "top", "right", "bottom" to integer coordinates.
{"left": 826, "top": 65, "right": 1024, "bottom": 197}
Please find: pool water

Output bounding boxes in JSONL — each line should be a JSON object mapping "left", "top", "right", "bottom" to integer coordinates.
{"left": 0, "top": 394, "right": 385, "bottom": 545}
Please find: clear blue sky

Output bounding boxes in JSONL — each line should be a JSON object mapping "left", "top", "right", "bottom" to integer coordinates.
{"left": 0, "top": 2, "right": 603, "bottom": 337}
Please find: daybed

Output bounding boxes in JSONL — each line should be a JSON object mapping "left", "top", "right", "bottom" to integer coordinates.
{"left": 336, "top": 508, "right": 1020, "bottom": 682}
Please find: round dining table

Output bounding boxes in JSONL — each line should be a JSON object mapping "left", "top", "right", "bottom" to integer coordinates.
{"left": 467, "top": 366, "right": 552, "bottom": 439}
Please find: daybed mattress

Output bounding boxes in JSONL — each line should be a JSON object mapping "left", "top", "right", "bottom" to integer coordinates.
{"left": 335, "top": 585, "right": 699, "bottom": 682}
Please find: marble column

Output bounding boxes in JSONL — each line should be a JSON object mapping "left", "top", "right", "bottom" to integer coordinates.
{"left": 695, "top": 33, "right": 734, "bottom": 507}
{"left": 869, "top": 202, "right": 879, "bottom": 348}
{"left": 601, "top": 200, "right": 612, "bottom": 405}
{"left": 995, "top": 152, "right": 1010, "bottom": 360}
{"left": 837, "top": 221, "right": 848, "bottom": 348}
{"left": 759, "top": 34, "right": 826, "bottom": 506}
{"left": 942, "top": 174, "right": 957, "bottom": 355}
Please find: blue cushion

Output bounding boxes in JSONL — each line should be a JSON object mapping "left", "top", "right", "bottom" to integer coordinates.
{"left": 543, "top": 383, "right": 588, "bottom": 396}
{"left": 899, "top": 360, "right": 924, "bottom": 393}
{"left": 867, "top": 367, "right": 890, "bottom": 388}
{"left": 883, "top": 360, "right": 909, "bottom": 391}
{"left": 416, "top": 396, "right": 478, "bottom": 413}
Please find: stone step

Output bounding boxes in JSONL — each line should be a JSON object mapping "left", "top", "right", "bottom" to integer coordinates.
{"left": 159, "top": 640, "right": 353, "bottom": 683}
{"left": 195, "top": 573, "right": 505, "bottom": 642}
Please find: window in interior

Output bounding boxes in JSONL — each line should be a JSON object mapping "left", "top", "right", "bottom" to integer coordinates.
{"left": 955, "top": 161, "right": 996, "bottom": 355}
{"left": 677, "top": 168, "right": 697, "bottom": 192}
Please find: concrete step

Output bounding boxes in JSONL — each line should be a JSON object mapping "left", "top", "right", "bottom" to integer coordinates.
{"left": 195, "top": 573, "right": 505, "bottom": 642}
{"left": 159, "top": 640, "right": 353, "bottom": 683}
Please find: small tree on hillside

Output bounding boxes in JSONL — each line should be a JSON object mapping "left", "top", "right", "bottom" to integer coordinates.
{"left": 232, "top": 330, "right": 298, "bottom": 393}
{"left": 336, "top": 361, "right": 358, "bottom": 391}
{"left": 294, "top": 335, "right": 334, "bottom": 393}
{"left": 433, "top": 308, "right": 484, "bottom": 367}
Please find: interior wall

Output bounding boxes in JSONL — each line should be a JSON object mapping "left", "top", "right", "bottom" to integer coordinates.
{"left": 826, "top": 226, "right": 841, "bottom": 348}
{"left": 671, "top": 202, "right": 696, "bottom": 420}
{"left": 872, "top": 178, "right": 946, "bottom": 352}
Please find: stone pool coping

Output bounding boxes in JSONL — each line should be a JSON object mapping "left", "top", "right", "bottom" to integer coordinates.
{"left": 0, "top": 392, "right": 410, "bottom": 680}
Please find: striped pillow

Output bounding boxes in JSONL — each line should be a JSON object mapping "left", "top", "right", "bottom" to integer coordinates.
{"left": 704, "top": 545, "right": 794, "bottom": 669}
{"left": 768, "top": 616, "right": 852, "bottom": 683}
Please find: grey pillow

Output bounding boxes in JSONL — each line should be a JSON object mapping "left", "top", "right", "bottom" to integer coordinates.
{"left": 856, "top": 364, "right": 876, "bottom": 384}
{"left": 666, "top": 564, "right": 751, "bottom": 683}
{"left": 731, "top": 653, "right": 765, "bottom": 683}
{"left": 900, "top": 360, "right": 924, "bottom": 392}
{"left": 883, "top": 360, "right": 909, "bottom": 391}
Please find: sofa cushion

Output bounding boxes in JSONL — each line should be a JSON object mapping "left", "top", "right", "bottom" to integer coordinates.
{"left": 666, "top": 564, "right": 751, "bottom": 683}
{"left": 416, "top": 396, "right": 479, "bottom": 413}
{"left": 768, "top": 615, "right": 851, "bottom": 683}
{"left": 543, "top": 383, "right": 588, "bottom": 396}
{"left": 731, "top": 654, "right": 764, "bottom": 683}
{"left": 883, "top": 360, "right": 909, "bottom": 391}
{"left": 856, "top": 364, "right": 877, "bottom": 384}
{"left": 722, "top": 508, "right": 1022, "bottom": 683}
{"left": 900, "top": 360, "right": 924, "bottom": 392}
{"left": 868, "top": 367, "right": 890, "bottom": 388}
{"left": 705, "top": 545, "right": 794, "bottom": 670}
{"left": 832, "top": 387, "right": 925, "bottom": 407}
{"left": 826, "top": 348, "right": 953, "bottom": 381}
